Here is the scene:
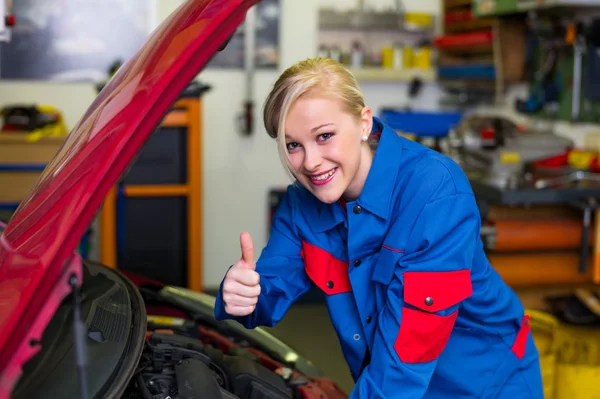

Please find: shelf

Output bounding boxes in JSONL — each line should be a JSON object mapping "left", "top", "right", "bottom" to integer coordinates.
{"left": 318, "top": 9, "right": 432, "bottom": 35}
{"left": 349, "top": 67, "right": 436, "bottom": 82}
{"left": 445, "top": 19, "right": 494, "bottom": 33}
{"left": 475, "top": 0, "right": 600, "bottom": 17}
{"left": 517, "top": 0, "right": 599, "bottom": 10}
{"left": 444, "top": 0, "right": 473, "bottom": 9}
{"left": 439, "top": 43, "right": 494, "bottom": 54}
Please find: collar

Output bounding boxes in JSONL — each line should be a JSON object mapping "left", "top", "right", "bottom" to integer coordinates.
{"left": 313, "top": 117, "right": 402, "bottom": 232}
{"left": 353, "top": 116, "right": 401, "bottom": 220}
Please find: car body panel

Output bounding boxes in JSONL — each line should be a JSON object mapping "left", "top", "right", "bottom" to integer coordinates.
{"left": 0, "top": 0, "right": 258, "bottom": 394}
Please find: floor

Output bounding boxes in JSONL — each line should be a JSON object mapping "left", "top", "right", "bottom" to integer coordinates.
{"left": 264, "top": 303, "right": 355, "bottom": 395}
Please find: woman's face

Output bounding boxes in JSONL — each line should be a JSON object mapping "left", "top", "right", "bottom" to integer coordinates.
{"left": 284, "top": 93, "right": 373, "bottom": 204}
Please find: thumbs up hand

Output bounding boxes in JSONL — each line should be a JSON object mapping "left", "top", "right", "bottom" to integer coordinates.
{"left": 222, "top": 232, "right": 262, "bottom": 316}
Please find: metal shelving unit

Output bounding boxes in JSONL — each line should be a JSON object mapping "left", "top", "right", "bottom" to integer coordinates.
{"left": 317, "top": 5, "right": 436, "bottom": 82}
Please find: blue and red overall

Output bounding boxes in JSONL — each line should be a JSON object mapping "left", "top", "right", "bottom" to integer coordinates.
{"left": 215, "top": 117, "right": 544, "bottom": 398}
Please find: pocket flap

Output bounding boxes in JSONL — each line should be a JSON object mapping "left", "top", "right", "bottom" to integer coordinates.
{"left": 301, "top": 240, "right": 352, "bottom": 295}
{"left": 372, "top": 246, "right": 404, "bottom": 285}
{"left": 404, "top": 269, "right": 472, "bottom": 313}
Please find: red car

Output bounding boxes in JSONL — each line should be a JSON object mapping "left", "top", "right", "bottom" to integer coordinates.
{"left": 0, "top": 1, "right": 347, "bottom": 398}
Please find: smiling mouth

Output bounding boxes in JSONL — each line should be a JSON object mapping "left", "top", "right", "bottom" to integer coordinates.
{"left": 307, "top": 168, "right": 337, "bottom": 185}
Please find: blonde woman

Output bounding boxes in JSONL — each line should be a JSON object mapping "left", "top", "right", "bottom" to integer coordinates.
{"left": 215, "top": 58, "right": 543, "bottom": 398}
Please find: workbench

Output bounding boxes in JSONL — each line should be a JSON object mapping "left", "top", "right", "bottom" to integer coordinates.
{"left": 471, "top": 177, "right": 600, "bottom": 287}
{"left": 471, "top": 180, "right": 600, "bottom": 205}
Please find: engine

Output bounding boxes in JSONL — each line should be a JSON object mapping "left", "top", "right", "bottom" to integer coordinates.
{"left": 123, "top": 316, "right": 331, "bottom": 399}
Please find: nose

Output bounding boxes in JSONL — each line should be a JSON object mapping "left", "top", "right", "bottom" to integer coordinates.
{"left": 303, "top": 146, "right": 322, "bottom": 172}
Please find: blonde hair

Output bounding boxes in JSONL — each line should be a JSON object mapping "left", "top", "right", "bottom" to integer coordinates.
{"left": 263, "top": 57, "right": 365, "bottom": 178}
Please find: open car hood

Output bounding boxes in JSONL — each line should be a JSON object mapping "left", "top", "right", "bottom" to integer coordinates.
{"left": 0, "top": 0, "right": 258, "bottom": 394}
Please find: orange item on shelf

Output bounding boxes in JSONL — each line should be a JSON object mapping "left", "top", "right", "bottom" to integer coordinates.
{"left": 492, "top": 218, "right": 591, "bottom": 252}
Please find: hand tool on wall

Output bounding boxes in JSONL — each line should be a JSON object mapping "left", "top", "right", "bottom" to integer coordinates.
{"left": 570, "top": 22, "right": 587, "bottom": 122}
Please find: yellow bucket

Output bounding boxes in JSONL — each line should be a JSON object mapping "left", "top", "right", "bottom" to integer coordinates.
{"left": 528, "top": 309, "right": 559, "bottom": 399}
{"left": 527, "top": 308, "right": 600, "bottom": 399}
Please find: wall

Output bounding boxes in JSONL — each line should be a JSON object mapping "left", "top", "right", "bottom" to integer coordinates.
{"left": 4, "top": 0, "right": 593, "bottom": 289}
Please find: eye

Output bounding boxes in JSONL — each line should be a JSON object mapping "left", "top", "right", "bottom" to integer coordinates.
{"left": 318, "top": 132, "right": 334, "bottom": 142}
{"left": 286, "top": 142, "right": 301, "bottom": 153}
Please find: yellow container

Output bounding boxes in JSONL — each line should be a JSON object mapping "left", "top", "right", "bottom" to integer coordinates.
{"left": 555, "top": 364, "right": 600, "bottom": 399}
{"left": 527, "top": 308, "right": 600, "bottom": 399}
{"left": 404, "top": 13, "right": 433, "bottom": 28}
{"left": 528, "top": 309, "right": 559, "bottom": 399}
{"left": 403, "top": 47, "right": 414, "bottom": 69}
{"left": 381, "top": 46, "right": 395, "bottom": 69}
{"left": 568, "top": 149, "right": 596, "bottom": 169}
{"left": 414, "top": 47, "right": 432, "bottom": 70}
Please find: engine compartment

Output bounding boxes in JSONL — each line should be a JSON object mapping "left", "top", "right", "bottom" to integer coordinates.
{"left": 124, "top": 282, "right": 347, "bottom": 399}
{"left": 124, "top": 315, "right": 343, "bottom": 399}
{"left": 125, "top": 320, "right": 291, "bottom": 398}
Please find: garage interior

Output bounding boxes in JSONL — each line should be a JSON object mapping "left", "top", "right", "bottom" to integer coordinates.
{"left": 3, "top": 0, "right": 600, "bottom": 397}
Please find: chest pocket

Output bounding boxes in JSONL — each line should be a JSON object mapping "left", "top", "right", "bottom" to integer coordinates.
{"left": 300, "top": 240, "right": 352, "bottom": 295}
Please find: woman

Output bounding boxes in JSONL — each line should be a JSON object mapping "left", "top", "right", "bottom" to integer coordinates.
{"left": 214, "top": 57, "right": 543, "bottom": 398}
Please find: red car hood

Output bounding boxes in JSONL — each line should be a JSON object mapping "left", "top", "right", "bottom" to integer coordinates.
{"left": 0, "top": 0, "right": 257, "bottom": 394}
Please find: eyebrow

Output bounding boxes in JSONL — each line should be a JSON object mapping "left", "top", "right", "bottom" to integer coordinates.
{"left": 285, "top": 123, "right": 335, "bottom": 140}
{"left": 311, "top": 123, "right": 334, "bottom": 133}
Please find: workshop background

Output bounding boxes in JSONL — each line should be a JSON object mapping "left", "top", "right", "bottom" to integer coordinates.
{"left": 2, "top": 0, "right": 600, "bottom": 397}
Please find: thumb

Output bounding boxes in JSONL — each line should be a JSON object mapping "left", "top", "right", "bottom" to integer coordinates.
{"left": 239, "top": 231, "right": 256, "bottom": 270}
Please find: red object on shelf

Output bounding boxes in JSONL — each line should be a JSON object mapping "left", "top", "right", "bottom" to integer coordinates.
{"left": 444, "top": 10, "right": 474, "bottom": 24}
{"left": 434, "top": 30, "right": 493, "bottom": 48}
{"left": 480, "top": 127, "right": 495, "bottom": 140}
{"left": 5, "top": 15, "right": 16, "bottom": 26}
{"left": 531, "top": 151, "right": 571, "bottom": 168}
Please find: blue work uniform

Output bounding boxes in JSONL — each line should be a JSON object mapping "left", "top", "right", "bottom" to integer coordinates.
{"left": 215, "top": 117, "right": 544, "bottom": 398}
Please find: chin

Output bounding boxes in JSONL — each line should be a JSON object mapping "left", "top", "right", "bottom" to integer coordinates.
{"left": 297, "top": 176, "right": 345, "bottom": 204}
{"left": 308, "top": 185, "right": 344, "bottom": 204}
{"left": 314, "top": 193, "right": 341, "bottom": 204}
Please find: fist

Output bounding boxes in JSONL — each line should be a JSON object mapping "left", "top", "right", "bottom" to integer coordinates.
{"left": 222, "top": 232, "right": 261, "bottom": 316}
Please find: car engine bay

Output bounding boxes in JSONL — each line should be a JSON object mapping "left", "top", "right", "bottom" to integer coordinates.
{"left": 126, "top": 319, "right": 296, "bottom": 399}
{"left": 129, "top": 285, "right": 346, "bottom": 399}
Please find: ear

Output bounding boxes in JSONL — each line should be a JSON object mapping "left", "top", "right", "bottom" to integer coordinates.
{"left": 360, "top": 106, "right": 373, "bottom": 137}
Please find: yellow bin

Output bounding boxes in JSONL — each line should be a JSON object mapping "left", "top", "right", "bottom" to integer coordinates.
{"left": 527, "top": 308, "right": 600, "bottom": 399}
